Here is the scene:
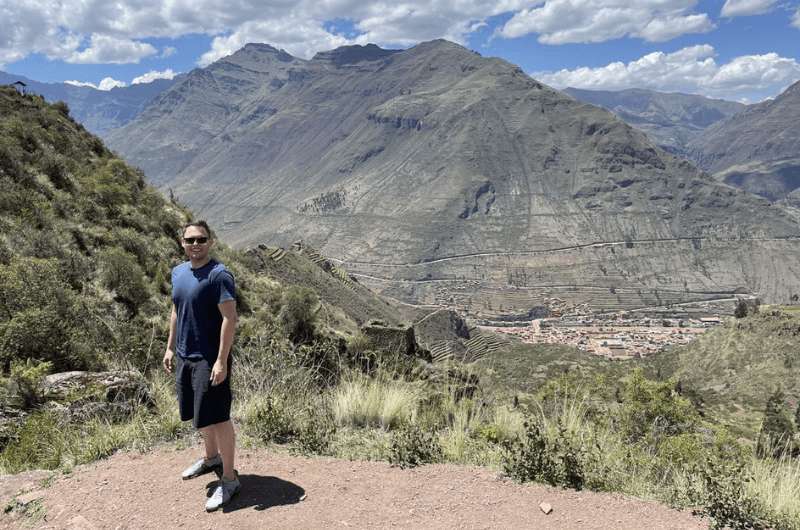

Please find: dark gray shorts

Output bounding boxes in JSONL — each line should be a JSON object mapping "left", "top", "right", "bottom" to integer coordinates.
{"left": 176, "top": 356, "right": 232, "bottom": 429}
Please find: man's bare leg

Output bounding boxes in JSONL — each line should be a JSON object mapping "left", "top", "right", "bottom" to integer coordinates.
{"left": 214, "top": 420, "right": 236, "bottom": 480}
{"left": 201, "top": 425, "right": 219, "bottom": 460}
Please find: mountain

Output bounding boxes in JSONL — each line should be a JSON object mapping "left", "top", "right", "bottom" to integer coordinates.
{"left": 563, "top": 88, "right": 744, "bottom": 158}
{"left": 0, "top": 71, "right": 175, "bottom": 134}
{"left": 687, "top": 80, "right": 800, "bottom": 202}
{"left": 107, "top": 40, "right": 800, "bottom": 317}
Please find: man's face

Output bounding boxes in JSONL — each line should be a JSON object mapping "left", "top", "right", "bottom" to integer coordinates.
{"left": 182, "top": 225, "right": 212, "bottom": 262}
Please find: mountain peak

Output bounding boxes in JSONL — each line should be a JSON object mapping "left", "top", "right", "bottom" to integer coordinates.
{"left": 312, "top": 43, "right": 400, "bottom": 66}
{"left": 228, "top": 43, "right": 297, "bottom": 64}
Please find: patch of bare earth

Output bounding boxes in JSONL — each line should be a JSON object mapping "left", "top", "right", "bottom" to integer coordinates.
{"left": 1, "top": 445, "right": 708, "bottom": 529}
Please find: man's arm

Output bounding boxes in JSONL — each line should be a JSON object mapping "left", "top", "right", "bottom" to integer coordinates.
{"left": 163, "top": 304, "right": 177, "bottom": 373}
{"left": 210, "top": 300, "right": 237, "bottom": 386}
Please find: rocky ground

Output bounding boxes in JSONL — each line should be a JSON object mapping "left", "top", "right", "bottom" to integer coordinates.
{"left": 1, "top": 445, "right": 707, "bottom": 529}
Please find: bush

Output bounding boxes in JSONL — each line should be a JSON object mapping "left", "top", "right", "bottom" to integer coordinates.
{"left": 619, "top": 369, "right": 699, "bottom": 444}
{"left": 293, "top": 408, "right": 336, "bottom": 456}
{"left": 279, "top": 286, "right": 319, "bottom": 343}
{"left": 42, "top": 155, "right": 73, "bottom": 191}
{"left": 757, "top": 388, "right": 795, "bottom": 459}
{"left": 0, "top": 307, "right": 72, "bottom": 367}
{"left": 697, "top": 457, "right": 767, "bottom": 529}
{"left": 502, "top": 417, "right": 587, "bottom": 490}
{"left": 98, "top": 248, "right": 150, "bottom": 312}
{"left": 241, "top": 396, "right": 297, "bottom": 444}
{"left": 389, "top": 423, "right": 442, "bottom": 468}
{"left": 3, "top": 359, "right": 52, "bottom": 409}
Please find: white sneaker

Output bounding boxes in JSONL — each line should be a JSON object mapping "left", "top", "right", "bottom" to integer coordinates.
{"left": 181, "top": 454, "right": 222, "bottom": 480}
{"left": 205, "top": 474, "right": 241, "bottom": 512}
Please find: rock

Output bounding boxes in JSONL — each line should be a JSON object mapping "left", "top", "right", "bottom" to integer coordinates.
{"left": 361, "top": 322, "right": 423, "bottom": 359}
{"left": 539, "top": 502, "right": 553, "bottom": 515}
{"left": 41, "top": 370, "right": 152, "bottom": 421}
{"left": 15, "top": 491, "right": 44, "bottom": 506}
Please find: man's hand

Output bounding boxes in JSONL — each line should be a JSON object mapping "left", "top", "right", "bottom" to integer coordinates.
{"left": 163, "top": 349, "right": 175, "bottom": 373}
{"left": 210, "top": 359, "right": 227, "bottom": 386}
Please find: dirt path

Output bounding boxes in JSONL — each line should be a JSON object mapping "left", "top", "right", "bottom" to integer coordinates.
{"left": 2, "top": 445, "right": 708, "bottom": 529}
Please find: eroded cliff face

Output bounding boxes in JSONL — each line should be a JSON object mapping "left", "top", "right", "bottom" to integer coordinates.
{"left": 108, "top": 40, "right": 800, "bottom": 316}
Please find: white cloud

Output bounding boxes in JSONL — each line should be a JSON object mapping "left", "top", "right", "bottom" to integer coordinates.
{"left": 64, "top": 76, "right": 128, "bottom": 91}
{"left": 160, "top": 46, "right": 177, "bottom": 58}
{"left": 67, "top": 34, "right": 156, "bottom": 64}
{"left": 131, "top": 68, "right": 177, "bottom": 84}
{"left": 535, "top": 45, "right": 800, "bottom": 101}
{"left": 500, "top": 0, "right": 713, "bottom": 43}
{"left": 64, "top": 79, "right": 97, "bottom": 88}
{"left": 721, "top": 0, "right": 776, "bottom": 17}
{"left": 792, "top": 7, "right": 800, "bottom": 28}
{"left": 198, "top": 18, "right": 353, "bottom": 65}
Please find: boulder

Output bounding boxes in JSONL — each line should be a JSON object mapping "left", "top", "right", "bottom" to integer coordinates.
{"left": 41, "top": 370, "right": 152, "bottom": 421}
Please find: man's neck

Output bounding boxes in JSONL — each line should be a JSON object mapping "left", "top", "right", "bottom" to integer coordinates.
{"left": 190, "top": 257, "right": 211, "bottom": 269}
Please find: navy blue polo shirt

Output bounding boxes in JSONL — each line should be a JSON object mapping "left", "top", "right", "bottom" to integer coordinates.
{"left": 171, "top": 259, "right": 236, "bottom": 364}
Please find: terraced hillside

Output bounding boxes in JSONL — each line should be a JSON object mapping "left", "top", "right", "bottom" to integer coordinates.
{"left": 107, "top": 40, "right": 800, "bottom": 317}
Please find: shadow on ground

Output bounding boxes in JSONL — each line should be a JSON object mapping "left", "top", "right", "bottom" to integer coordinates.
{"left": 204, "top": 474, "right": 305, "bottom": 513}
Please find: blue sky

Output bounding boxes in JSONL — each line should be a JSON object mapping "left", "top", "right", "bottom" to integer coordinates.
{"left": 2, "top": 0, "right": 799, "bottom": 102}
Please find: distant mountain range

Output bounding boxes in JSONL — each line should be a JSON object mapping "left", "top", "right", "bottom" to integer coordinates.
{"left": 563, "top": 87, "right": 745, "bottom": 159}
{"left": 686, "top": 81, "right": 800, "bottom": 202}
{"left": 566, "top": 84, "right": 800, "bottom": 202}
{"left": 0, "top": 71, "right": 176, "bottom": 134}
{"left": 99, "top": 40, "right": 800, "bottom": 316}
{"left": 7, "top": 42, "right": 799, "bottom": 315}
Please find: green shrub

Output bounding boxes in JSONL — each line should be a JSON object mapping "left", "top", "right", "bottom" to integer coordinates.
{"left": 619, "top": 369, "right": 699, "bottom": 443}
{"left": 279, "top": 286, "right": 319, "bottom": 343}
{"left": 3, "top": 359, "right": 52, "bottom": 409}
{"left": 697, "top": 456, "right": 767, "bottom": 530}
{"left": 293, "top": 408, "right": 336, "bottom": 456}
{"left": 502, "top": 418, "right": 587, "bottom": 490}
{"left": 42, "top": 155, "right": 73, "bottom": 191}
{"left": 389, "top": 423, "right": 442, "bottom": 468}
{"left": 0, "top": 307, "right": 71, "bottom": 367}
{"left": 98, "top": 248, "right": 150, "bottom": 311}
{"left": 757, "top": 387, "right": 795, "bottom": 459}
{"left": 242, "top": 396, "right": 297, "bottom": 444}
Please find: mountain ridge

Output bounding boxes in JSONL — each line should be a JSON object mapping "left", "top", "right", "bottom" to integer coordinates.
{"left": 107, "top": 40, "right": 800, "bottom": 315}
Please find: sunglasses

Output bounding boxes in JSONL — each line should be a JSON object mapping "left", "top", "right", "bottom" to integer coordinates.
{"left": 183, "top": 237, "right": 209, "bottom": 245}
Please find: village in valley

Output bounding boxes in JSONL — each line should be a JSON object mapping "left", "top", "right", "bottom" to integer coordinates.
{"left": 477, "top": 297, "right": 725, "bottom": 359}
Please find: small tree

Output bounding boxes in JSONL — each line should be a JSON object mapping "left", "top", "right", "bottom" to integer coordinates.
{"left": 734, "top": 299, "right": 748, "bottom": 319}
{"left": 757, "top": 387, "right": 795, "bottom": 458}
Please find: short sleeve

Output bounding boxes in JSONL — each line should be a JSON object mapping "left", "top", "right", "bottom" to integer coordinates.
{"left": 218, "top": 270, "right": 235, "bottom": 304}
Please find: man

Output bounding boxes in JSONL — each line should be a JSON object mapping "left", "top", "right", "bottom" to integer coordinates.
{"left": 163, "top": 220, "right": 240, "bottom": 512}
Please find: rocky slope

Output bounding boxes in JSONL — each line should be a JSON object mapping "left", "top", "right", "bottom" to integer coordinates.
{"left": 107, "top": 40, "right": 800, "bottom": 316}
{"left": 0, "top": 71, "right": 175, "bottom": 134}
{"left": 564, "top": 87, "right": 744, "bottom": 158}
{"left": 687, "top": 80, "right": 800, "bottom": 201}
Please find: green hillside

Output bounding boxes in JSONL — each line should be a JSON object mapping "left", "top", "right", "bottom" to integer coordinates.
{"left": 0, "top": 85, "right": 186, "bottom": 372}
{"left": 648, "top": 309, "right": 800, "bottom": 439}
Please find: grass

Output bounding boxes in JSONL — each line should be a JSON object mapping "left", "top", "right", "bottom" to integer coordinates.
{"left": 4, "top": 306, "right": 800, "bottom": 528}
{"left": 0, "top": 371, "right": 190, "bottom": 474}
{"left": 331, "top": 373, "right": 421, "bottom": 429}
